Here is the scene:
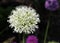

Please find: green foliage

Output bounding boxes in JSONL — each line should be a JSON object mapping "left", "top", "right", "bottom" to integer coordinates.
{"left": 48, "top": 41, "right": 59, "bottom": 43}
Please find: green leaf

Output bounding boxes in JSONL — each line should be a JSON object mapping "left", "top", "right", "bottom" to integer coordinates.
{"left": 48, "top": 41, "right": 59, "bottom": 43}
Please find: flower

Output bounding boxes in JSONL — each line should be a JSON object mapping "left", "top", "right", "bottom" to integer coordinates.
{"left": 7, "top": 6, "right": 40, "bottom": 34}
{"left": 45, "top": 0, "right": 59, "bottom": 11}
{"left": 26, "top": 35, "right": 38, "bottom": 43}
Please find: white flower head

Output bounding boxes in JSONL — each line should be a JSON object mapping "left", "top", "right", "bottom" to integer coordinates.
{"left": 7, "top": 5, "right": 40, "bottom": 34}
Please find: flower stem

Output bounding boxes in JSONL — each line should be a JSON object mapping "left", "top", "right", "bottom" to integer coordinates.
{"left": 44, "top": 14, "right": 51, "bottom": 43}
{"left": 44, "top": 20, "right": 50, "bottom": 43}
{"left": 23, "top": 34, "right": 25, "bottom": 43}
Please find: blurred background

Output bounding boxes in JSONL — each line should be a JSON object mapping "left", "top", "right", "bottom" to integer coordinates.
{"left": 0, "top": 0, "right": 60, "bottom": 43}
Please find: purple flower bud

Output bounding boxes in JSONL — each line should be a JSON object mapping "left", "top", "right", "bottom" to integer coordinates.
{"left": 45, "top": 0, "right": 59, "bottom": 11}
{"left": 26, "top": 35, "right": 38, "bottom": 43}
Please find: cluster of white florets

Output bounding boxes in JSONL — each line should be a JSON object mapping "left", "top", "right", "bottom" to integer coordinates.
{"left": 7, "top": 6, "right": 40, "bottom": 34}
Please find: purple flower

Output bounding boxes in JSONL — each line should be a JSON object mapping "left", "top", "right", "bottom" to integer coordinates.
{"left": 45, "top": 0, "right": 59, "bottom": 11}
{"left": 26, "top": 35, "right": 38, "bottom": 43}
